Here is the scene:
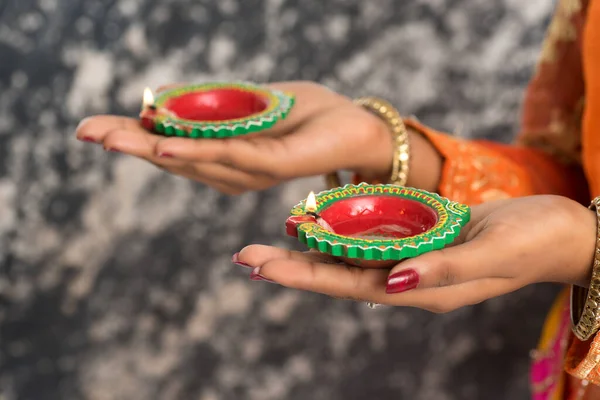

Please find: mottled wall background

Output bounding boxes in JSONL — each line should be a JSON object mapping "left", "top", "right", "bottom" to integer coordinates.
{"left": 0, "top": 1, "right": 562, "bottom": 399}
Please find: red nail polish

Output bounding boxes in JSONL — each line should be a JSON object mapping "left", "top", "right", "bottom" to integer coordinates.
{"left": 80, "top": 136, "right": 97, "bottom": 143}
{"left": 386, "top": 269, "right": 419, "bottom": 294}
{"left": 158, "top": 152, "right": 174, "bottom": 158}
{"left": 232, "top": 252, "right": 253, "bottom": 268}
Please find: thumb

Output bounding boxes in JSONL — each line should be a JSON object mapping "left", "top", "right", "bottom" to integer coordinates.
{"left": 385, "top": 238, "right": 500, "bottom": 294}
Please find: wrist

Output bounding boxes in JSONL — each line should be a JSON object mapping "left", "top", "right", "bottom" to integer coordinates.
{"left": 405, "top": 127, "right": 443, "bottom": 192}
{"left": 573, "top": 203, "right": 599, "bottom": 288}
{"left": 353, "top": 114, "right": 443, "bottom": 192}
{"left": 553, "top": 198, "right": 598, "bottom": 287}
{"left": 352, "top": 109, "right": 394, "bottom": 181}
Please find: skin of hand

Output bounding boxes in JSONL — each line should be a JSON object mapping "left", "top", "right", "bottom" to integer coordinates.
{"left": 233, "top": 195, "right": 597, "bottom": 313}
{"left": 75, "top": 81, "right": 442, "bottom": 194}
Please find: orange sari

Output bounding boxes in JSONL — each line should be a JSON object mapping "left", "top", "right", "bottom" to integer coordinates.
{"left": 362, "top": 0, "right": 600, "bottom": 397}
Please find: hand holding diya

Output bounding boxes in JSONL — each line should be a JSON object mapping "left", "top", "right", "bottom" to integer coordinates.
{"left": 286, "top": 183, "right": 471, "bottom": 268}
{"left": 139, "top": 82, "right": 295, "bottom": 138}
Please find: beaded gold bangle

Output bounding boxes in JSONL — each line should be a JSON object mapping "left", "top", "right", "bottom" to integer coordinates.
{"left": 571, "top": 195, "right": 600, "bottom": 341}
{"left": 355, "top": 97, "right": 411, "bottom": 186}
{"left": 324, "top": 97, "right": 410, "bottom": 189}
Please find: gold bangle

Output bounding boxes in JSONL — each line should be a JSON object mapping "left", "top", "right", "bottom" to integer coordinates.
{"left": 354, "top": 97, "right": 411, "bottom": 186}
{"left": 571, "top": 195, "right": 600, "bottom": 341}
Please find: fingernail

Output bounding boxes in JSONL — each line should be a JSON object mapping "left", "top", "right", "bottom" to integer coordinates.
{"left": 250, "top": 267, "right": 274, "bottom": 283}
{"left": 80, "top": 136, "right": 97, "bottom": 143}
{"left": 105, "top": 147, "right": 120, "bottom": 152}
{"left": 158, "top": 152, "right": 174, "bottom": 158}
{"left": 232, "top": 252, "right": 253, "bottom": 269}
{"left": 386, "top": 269, "right": 419, "bottom": 294}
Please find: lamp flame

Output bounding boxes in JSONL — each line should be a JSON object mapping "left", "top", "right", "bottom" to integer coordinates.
{"left": 143, "top": 87, "right": 155, "bottom": 108}
{"left": 305, "top": 191, "right": 317, "bottom": 213}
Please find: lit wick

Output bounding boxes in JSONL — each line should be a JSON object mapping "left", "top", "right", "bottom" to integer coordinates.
{"left": 307, "top": 211, "right": 320, "bottom": 219}
{"left": 140, "top": 88, "right": 157, "bottom": 131}
{"left": 305, "top": 191, "right": 335, "bottom": 232}
{"left": 304, "top": 191, "right": 319, "bottom": 218}
{"left": 143, "top": 87, "right": 156, "bottom": 110}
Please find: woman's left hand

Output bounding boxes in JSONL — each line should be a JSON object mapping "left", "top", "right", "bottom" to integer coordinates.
{"left": 233, "top": 195, "right": 597, "bottom": 313}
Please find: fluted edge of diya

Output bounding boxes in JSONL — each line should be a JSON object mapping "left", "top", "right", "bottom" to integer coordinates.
{"left": 286, "top": 183, "right": 471, "bottom": 261}
{"left": 142, "top": 82, "right": 295, "bottom": 138}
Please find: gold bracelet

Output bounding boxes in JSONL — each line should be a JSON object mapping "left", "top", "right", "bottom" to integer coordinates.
{"left": 324, "top": 97, "right": 411, "bottom": 189}
{"left": 571, "top": 195, "right": 600, "bottom": 341}
{"left": 355, "top": 97, "right": 411, "bottom": 186}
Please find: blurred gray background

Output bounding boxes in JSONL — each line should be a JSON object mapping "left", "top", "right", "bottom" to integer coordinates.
{"left": 0, "top": 1, "right": 562, "bottom": 399}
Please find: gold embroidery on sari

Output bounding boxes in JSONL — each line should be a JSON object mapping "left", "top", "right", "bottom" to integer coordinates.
{"left": 439, "top": 140, "right": 529, "bottom": 205}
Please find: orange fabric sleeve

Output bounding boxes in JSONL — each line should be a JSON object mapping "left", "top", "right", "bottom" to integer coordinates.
{"left": 403, "top": 119, "right": 588, "bottom": 206}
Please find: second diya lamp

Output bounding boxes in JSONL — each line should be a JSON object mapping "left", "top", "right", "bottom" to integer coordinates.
{"left": 139, "top": 82, "right": 295, "bottom": 138}
{"left": 286, "top": 183, "right": 471, "bottom": 268}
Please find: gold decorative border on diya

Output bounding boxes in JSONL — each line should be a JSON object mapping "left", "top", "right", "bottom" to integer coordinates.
{"left": 152, "top": 82, "right": 294, "bottom": 138}
{"left": 289, "top": 183, "right": 471, "bottom": 261}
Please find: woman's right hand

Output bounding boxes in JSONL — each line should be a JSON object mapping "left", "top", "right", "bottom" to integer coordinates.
{"left": 75, "top": 81, "right": 442, "bottom": 194}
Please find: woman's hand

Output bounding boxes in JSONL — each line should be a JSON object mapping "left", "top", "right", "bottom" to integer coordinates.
{"left": 75, "top": 81, "right": 442, "bottom": 194}
{"left": 233, "top": 195, "right": 597, "bottom": 313}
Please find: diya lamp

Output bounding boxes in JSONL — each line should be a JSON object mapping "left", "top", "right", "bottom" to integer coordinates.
{"left": 138, "top": 82, "right": 295, "bottom": 138}
{"left": 285, "top": 183, "right": 471, "bottom": 268}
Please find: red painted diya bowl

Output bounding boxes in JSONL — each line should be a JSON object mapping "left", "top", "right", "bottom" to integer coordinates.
{"left": 139, "top": 82, "right": 295, "bottom": 138}
{"left": 285, "top": 183, "right": 471, "bottom": 268}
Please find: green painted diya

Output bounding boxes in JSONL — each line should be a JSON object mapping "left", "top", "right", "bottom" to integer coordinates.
{"left": 285, "top": 183, "right": 470, "bottom": 267}
{"left": 139, "top": 82, "right": 295, "bottom": 138}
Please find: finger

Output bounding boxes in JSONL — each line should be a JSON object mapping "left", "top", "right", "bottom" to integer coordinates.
{"left": 238, "top": 245, "right": 520, "bottom": 310}
{"left": 162, "top": 164, "right": 251, "bottom": 195}
{"left": 385, "top": 229, "right": 508, "bottom": 294}
{"left": 103, "top": 131, "right": 196, "bottom": 174}
{"left": 154, "top": 105, "right": 375, "bottom": 179}
{"left": 159, "top": 161, "right": 260, "bottom": 195}
{"left": 101, "top": 127, "right": 181, "bottom": 163}
{"left": 239, "top": 244, "right": 341, "bottom": 266}
{"left": 76, "top": 115, "right": 182, "bottom": 166}
{"left": 160, "top": 161, "right": 278, "bottom": 193}
{"left": 238, "top": 245, "right": 389, "bottom": 300}
{"left": 76, "top": 115, "right": 149, "bottom": 144}
{"left": 191, "top": 163, "right": 279, "bottom": 191}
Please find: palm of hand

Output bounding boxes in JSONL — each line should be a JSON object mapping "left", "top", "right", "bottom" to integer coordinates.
{"left": 76, "top": 82, "right": 391, "bottom": 194}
